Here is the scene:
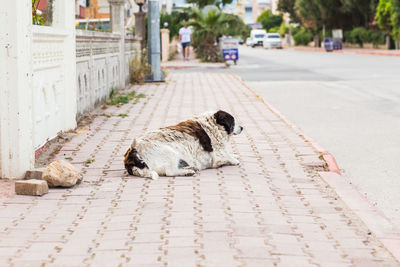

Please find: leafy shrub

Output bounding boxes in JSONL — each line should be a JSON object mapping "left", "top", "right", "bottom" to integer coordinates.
{"left": 293, "top": 28, "right": 312, "bottom": 45}
{"left": 190, "top": 9, "right": 237, "bottom": 62}
{"left": 257, "top": 10, "right": 283, "bottom": 31}
{"left": 32, "top": 0, "right": 50, "bottom": 25}
{"left": 268, "top": 26, "right": 280, "bottom": 33}
{"left": 279, "top": 24, "right": 289, "bottom": 37}
{"left": 343, "top": 30, "right": 352, "bottom": 43}
{"left": 219, "top": 13, "right": 251, "bottom": 40}
{"left": 344, "top": 27, "right": 385, "bottom": 47}
{"left": 350, "top": 27, "right": 369, "bottom": 47}
{"left": 367, "top": 30, "right": 386, "bottom": 46}
{"left": 291, "top": 26, "right": 300, "bottom": 36}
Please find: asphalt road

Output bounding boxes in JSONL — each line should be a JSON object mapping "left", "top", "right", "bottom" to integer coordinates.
{"left": 229, "top": 45, "right": 400, "bottom": 226}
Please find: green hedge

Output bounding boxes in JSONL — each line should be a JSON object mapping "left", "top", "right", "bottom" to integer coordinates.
{"left": 344, "top": 27, "right": 385, "bottom": 47}
{"left": 293, "top": 28, "right": 312, "bottom": 46}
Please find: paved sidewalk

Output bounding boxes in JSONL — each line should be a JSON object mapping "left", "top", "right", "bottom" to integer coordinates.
{"left": 1, "top": 71, "right": 399, "bottom": 266}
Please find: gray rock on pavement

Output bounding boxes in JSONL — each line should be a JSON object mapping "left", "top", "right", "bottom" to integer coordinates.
{"left": 42, "top": 160, "right": 83, "bottom": 187}
{"left": 15, "top": 179, "right": 49, "bottom": 196}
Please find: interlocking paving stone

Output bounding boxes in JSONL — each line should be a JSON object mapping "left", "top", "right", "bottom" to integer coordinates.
{"left": 0, "top": 73, "right": 399, "bottom": 266}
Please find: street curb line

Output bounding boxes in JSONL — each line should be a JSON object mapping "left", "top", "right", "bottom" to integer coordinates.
{"left": 292, "top": 47, "right": 344, "bottom": 54}
{"left": 319, "top": 172, "right": 400, "bottom": 262}
{"left": 292, "top": 46, "right": 400, "bottom": 57}
{"left": 356, "top": 51, "right": 400, "bottom": 57}
{"left": 232, "top": 74, "right": 341, "bottom": 174}
{"left": 232, "top": 74, "right": 400, "bottom": 262}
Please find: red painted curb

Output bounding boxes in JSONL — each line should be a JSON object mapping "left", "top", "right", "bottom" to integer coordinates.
{"left": 356, "top": 51, "right": 400, "bottom": 57}
{"left": 163, "top": 66, "right": 195, "bottom": 70}
{"left": 293, "top": 46, "right": 400, "bottom": 57}
{"left": 233, "top": 74, "right": 342, "bottom": 174}
{"left": 322, "top": 152, "right": 341, "bottom": 175}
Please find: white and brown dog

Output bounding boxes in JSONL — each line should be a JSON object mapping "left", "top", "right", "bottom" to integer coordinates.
{"left": 124, "top": 110, "right": 243, "bottom": 179}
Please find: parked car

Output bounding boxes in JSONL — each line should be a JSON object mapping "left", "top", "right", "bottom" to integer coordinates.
{"left": 246, "top": 37, "right": 252, "bottom": 46}
{"left": 237, "top": 37, "right": 244, "bottom": 45}
{"left": 248, "top": 29, "right": 267, "bottom": 47}
{"left": 263, "top": 33, "right": 282, "bottom": 49}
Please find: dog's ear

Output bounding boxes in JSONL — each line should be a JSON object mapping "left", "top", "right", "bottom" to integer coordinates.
{"left": 130, "top": 139, "right": 136, "bottom": 149}
{"left": 214, "top": 110, "right": 234, "bottom": 134}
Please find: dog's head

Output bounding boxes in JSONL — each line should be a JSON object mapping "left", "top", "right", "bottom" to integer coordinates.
{"left": 214, "top": 110, "right": 243, "bottom": 135}
{"left": 124, "top": 144, "right": 148, "bottom": 175}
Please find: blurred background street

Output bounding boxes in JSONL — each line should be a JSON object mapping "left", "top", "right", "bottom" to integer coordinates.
{"left": 229, "top": 45, "right": 400, "bottom": 226}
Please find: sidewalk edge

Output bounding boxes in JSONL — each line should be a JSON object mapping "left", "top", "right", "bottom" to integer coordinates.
{"left": 232, "top": 74, "right": 341, "bottom": 174}
{"left": 319, "top": 172, "right": 400, "bottom": 262}
{"left": 233, "top": 74, "right": 400, "bottom": 263}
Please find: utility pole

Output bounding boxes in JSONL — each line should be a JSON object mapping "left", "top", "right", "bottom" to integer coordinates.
{"left": 147, "top": 0, "right": 164, "bottom": 82}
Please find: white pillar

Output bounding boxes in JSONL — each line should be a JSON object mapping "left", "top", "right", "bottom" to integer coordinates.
{"left": 53, "top": 0, "right": 77, "bottom": 130}
{"left": 108, "top": 0, "right": 126, "bottom": 90}
{"left": 0, "top": 1, "right": 34, "bottom": 178}
{"left": 161, "top": 29, "right": 169, "bottom": 62}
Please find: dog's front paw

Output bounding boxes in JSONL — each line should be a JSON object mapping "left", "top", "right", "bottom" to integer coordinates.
{"left": 229, "top": 158, "right": 240, "bottom": 166}
{"left": 232, "top": 154, "right": 240, "bottom": 161}
{"left": 151, "top": 171, "right": 159, "bottom": 180}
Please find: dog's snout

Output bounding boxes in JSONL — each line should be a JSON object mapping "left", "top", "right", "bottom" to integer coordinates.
{"left": 233, "top": 125, "right": 243, "bottom": 135}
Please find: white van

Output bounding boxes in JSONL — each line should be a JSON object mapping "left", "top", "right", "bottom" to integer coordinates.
{"left": 247, "top": 29, "right": 267, "bottom": 47}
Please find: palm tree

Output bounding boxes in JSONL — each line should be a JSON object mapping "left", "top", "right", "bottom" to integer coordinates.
{"left": 189, "top": 9, "right": 239, "bottom": 62}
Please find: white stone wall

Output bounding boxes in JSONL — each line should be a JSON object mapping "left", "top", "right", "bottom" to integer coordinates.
{"left": 0, "top": 0, "right": 77, "bottom": 178}
{"left": 76, "top": 30, "right": 120, "bottom": 117}
{"left": 0, "top": 0, "right": 35, "bottom": 178}
{"left": 0, "top": 0, "right": 140, "bottom": 179}
{"left": 32, "top": 26, "right": 76, "bottom": 149}
{"left": 76, "top": 31, "right": 139, "bottom": 118}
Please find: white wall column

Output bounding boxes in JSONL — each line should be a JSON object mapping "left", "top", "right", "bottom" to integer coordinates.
{"left": 0, "top": 1, "right": 34, "bottom": 178}
{"left": 53, "top": 0, "right": 77, "bottom": 129}
{"left": 160, "top": 29, "right": 169, "bottom": 62}
{"left": 108, "top": 0, "right": 126, "bottom": 90}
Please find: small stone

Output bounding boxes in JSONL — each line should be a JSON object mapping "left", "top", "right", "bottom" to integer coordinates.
{"left": 25, "top": 168, "right": 44, "bottom": 180}
{"left": 42, "top": 160, "right": 83, "bottom": 188}
{"left": 15, "top": 180, "right": 48, "bottom": 196}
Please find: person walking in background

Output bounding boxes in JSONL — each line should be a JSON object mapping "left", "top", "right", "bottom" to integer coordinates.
{"left": 179, "top": 24, "right": 192, "bottom": 61}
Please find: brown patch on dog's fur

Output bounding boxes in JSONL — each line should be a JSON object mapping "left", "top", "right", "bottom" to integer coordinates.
{"left": 166, "top": 120, "right": 213, "bottom": 152}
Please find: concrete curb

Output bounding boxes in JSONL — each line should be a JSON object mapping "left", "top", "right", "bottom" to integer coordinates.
{"left": 319, "top": 172, "right": 400, "bottom": 262}
{"left": 232, "top": 74, "right": 341, "bottom": 174}
{"left": 233, "top": 74, "right": 400, "bottom": 263}
{"left": 293, "top": 47, "right": 343, "bottom": 54}
{"left": 355, "top": 51, "right": 400, "bottom": 57}
{"left": 292, "top": 46, "right": 400, "bottom": 57}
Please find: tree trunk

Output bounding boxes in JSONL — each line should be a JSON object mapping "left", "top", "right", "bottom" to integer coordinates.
{"left": 386, "top": 35, "right": 391, "bottom": 50}
{"left": 313, "top": 35, "right": 320, "bottom": 47}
